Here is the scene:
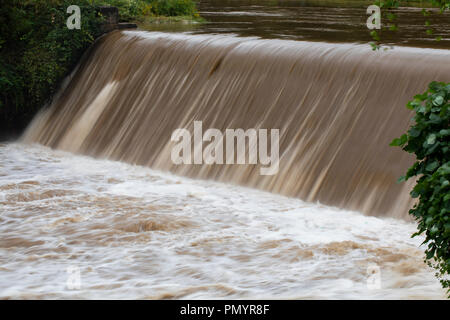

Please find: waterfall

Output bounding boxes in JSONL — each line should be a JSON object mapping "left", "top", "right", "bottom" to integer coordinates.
{"left": 23, "top": 30, "right": 450, "bottom": 218}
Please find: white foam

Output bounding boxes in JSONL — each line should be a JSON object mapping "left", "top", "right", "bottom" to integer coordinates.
{"left": 0, "top": 143, "right": 445, "bottom": 299}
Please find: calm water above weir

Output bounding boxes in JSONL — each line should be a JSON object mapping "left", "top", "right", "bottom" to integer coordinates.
{"left": 146, "top": 0, "right": 450, "bottom": 49}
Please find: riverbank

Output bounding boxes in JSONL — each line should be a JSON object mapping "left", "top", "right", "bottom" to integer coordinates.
{"left": 106, "top": 0, "right": 204, "bottom": 24}
{"left": 0, "top": 0, "right": 201, "bottom": 140}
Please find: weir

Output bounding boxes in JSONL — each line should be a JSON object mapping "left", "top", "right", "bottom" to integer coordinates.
{"left": 23, "top": 30, "right": 450, "bottom": 218}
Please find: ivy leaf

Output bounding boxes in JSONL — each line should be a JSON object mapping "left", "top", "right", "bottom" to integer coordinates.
{"left": 426, "top": 161, "right": 439, "bottom": 172}
{"left": 429, "top": 113, "right": 441, "bottom": 124}
{"left": 390, "top": 134, "right": 407, "bottom": 146}
{"left": 370, "top": 30, "right": 380, "bottom": 41}
{"left": 433, "top": 95, "right": 444, "bottom": 106}
{"left": 426, "top": 249, "right": 435, "bottom": 260}
{"left": 430, "top": 225, "right": 439, "bottom": 235}
{"left": 445, "top": 223, "right": 450, "bottom": 233}
{"left": 427, "top": 134, "right": 436, "bottom": 145}
{"left": 408, "top": 127, "right": 421, "bottom": 138}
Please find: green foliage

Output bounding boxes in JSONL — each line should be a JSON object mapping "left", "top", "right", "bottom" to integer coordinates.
{"left": 98, "top": 0, "right": 199, "bottom": 21}
{"left": 391, "top": 82, "right": 450, "bottom": 295}
{"left": 151, "top": 0, "right": 197, "bottom": 17}
{"left": 0, "top": 0, "right": 200, "bottom": 136}
{"left": 0, "top": 0, "right": 103, "bottom": 134}
{"left": 99, "top": 0, "right": 146, "bottom": 21}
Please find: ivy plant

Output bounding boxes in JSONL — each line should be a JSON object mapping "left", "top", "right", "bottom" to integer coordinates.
{"left": 390, "top": 81, "right": 450, "bottom": 295}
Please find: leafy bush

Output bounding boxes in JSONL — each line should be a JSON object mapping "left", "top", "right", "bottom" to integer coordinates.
{"left": 391, "top": 81, "right": 450, "bottom": 295}
{"left": 0, "top": 0, "right": 200, "bottom": 137}
{"left": 98, "top": 0, "right": 199, "bottom": 21}
{"left": 100, "top": 0, "right": 147, "bottom": 21}
{"left": 0, "top": 0, "right": 103, "bottom": 136}
{"left": 150, "top": 0, "right": 197, "bottom": 17}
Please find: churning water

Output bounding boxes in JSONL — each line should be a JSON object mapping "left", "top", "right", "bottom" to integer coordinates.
{"left": 0, "top": 143, "right": 446, "bottom": 299}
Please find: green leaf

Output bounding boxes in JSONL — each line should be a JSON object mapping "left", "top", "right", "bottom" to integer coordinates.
{"left": 426, "top": 161, "right": 439, "bottom": 172}
{"left": 414, "top": 93, "right": 428, "bottom": 101}
{"left": 370, "top": 30, "right": 380, "bottom": 41}
{"left": 408, "top": 128, "right": 421, "bottom": 138}
{"left": 429, "top": 113, "right": 441, "bottom": 124}
{"left": 411, "top": 190, "right": 419, "bottom": 198}
{"left": 417, "top": 106, "right": 426, "bottom": 114}
{"left": 430, "top": 225, "right": 439, "bottom": 235}
{"left": 427, "top": 134, "right": 436, "bottom": 145}
{"left": 390, "top": 134, "right": 407, "bottom": 146}
{"left": 433, "top": 95, "right": 444, "bottom": 106}
{"left": 445, "top": 223, "right": 450, "bottom": 233}
{"left": 389, "top": 25, "right": 398, "bottom": 31}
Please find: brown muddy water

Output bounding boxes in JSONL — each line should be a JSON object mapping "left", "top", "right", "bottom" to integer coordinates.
{"left": 0, "top": 143, "right": 446, "bottom": 299}
{"left": 0, "top": 1, "right": 449, "bottom": 299}
{"left": 145, "top": 0, "right": 450, "bottom": 49}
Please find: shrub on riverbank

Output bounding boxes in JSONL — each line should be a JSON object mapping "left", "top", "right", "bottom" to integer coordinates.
{"left": 98, "top": 0, "right": 200, "bottom": 22}
{"left": 391, "top": 81, "right": 450, "bottom": 296}
{"left": 0, "top": 0, "right": 103, "bottom": 137}
{"left": 0, "top": 0, "right": 200, "bottom": 138}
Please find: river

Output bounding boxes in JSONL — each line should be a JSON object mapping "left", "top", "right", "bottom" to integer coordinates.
{"left": 0, "top": 0, "right": 449, "bottom": 299}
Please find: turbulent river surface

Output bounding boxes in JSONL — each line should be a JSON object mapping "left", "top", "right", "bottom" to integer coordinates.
{"left": 0, "top": 143, "right": 445, "bottom": 299}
